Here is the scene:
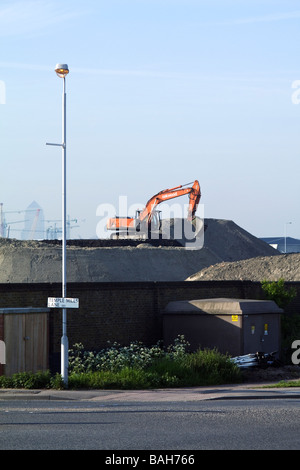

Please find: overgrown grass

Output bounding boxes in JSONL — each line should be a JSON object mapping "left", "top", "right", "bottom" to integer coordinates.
{"left": 0, "top": 336, "right": 242, "bottom": 390}
{"left": 0, "top": 370, "right": 63, "bottom": 390}
{"left": 67, "top": 351, "right": 241, "bottom": 390}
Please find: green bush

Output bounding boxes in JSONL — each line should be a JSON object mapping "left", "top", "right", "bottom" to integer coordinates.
{"left": 68, "top": 335, "right": 189, "bottom": 374}
{"left": 69, "top": 368, "right": 157, "bottom": 390}
{"left": 67, "top": 339, "right": 241, "bottom": 389}
{"left": 181, "top": 348, "right": 240, "bottom": 385}
{"left": 0, "top": 336, "right": 241, "bottom": 390}
{"left": 261, "top": 278, "right": 300, "bottom": 364}
{"left": 261, "top": 278, "right": 296, "bottom": 309}
{"left": 0, "top": 370, "right": 53, "bottom": 389}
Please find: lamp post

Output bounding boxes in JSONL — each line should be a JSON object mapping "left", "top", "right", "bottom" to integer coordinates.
{"left": 46, "top": 63, "right": 69, "bottom": 385}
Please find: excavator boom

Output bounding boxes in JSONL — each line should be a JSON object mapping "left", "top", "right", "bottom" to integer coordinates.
{"left": 140, "top": 180, "right": 200, "bottom": 223}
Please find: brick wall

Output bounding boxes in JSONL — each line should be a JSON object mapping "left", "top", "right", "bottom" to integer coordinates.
{"left": 0, "top": 280, "right": 299, "bottom": 372}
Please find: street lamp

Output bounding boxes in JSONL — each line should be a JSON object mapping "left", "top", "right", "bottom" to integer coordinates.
{"left": 46, "top": 63, "right": 69, "bottom": 385}
{"left": 55, "top": 64, "right": 69, "bottom": 79}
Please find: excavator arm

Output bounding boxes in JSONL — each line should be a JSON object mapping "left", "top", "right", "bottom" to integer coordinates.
{"left": 106, "top": 179, "right": 201, "bottom": 236}
{"left": 138, "top": 180, "right": 201, "bottom": 224}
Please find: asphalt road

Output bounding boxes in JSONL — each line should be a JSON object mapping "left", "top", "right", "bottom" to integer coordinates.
{"left": 1, "top": 397, "right": 300, "bottom": 451}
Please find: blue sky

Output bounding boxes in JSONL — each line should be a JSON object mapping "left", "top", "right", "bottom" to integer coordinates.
{"left": 1, "top": 0, "right": 300, "bottom": 240}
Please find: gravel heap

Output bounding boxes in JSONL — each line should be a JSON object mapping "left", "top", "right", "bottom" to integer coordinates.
{"left": 0, "top": 218, "right": 279, "bottom": 283}
{"left": 186, "top": 253, "right": 300, "bottom": 282}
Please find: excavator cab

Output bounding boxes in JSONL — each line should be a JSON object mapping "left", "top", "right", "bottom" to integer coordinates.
{"left": 148, "top": 210, "right": 162, "bottom": 232}
{"left": 135, "top": 210, "right": 162, "bottom": 234}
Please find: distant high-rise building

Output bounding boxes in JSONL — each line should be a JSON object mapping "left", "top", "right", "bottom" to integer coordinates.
{"left": 21, "top": 201, "right": 45, "bottom": 240}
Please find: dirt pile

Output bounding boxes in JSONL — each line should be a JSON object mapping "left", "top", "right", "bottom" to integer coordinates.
{"left": 199, "top": 218, "right": 278, "bottom": 261}
{"left": 186, "top": 253, "right": 300, "bottom": 282}
{"left": 0, "top": 218, "right": 278, "bottom": 283}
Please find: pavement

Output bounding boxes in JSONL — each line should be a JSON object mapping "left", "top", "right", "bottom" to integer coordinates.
{"left": 1, "top": 382, "right": 300, "bottom": 402}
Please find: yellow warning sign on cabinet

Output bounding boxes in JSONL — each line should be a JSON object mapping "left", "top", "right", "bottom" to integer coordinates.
{"left": 231, "top": 315, "right": 239, "bottom": 322}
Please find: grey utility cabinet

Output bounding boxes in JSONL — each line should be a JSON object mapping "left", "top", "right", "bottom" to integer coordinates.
{"left": 163, "top": 298, "right": 283, "bottom": 357}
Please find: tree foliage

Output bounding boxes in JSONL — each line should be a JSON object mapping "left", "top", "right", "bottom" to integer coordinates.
{"left": 261, "top": 278, "right": 297, "bottom": 309}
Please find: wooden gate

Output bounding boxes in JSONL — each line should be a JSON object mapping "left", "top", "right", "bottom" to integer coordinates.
{"left": 0, "top": 309, "right": 49, "bottom": 376}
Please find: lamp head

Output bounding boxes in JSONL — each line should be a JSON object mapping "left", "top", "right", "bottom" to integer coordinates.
{"left": 55, "top": 64, "right": 69, "bottom": 78}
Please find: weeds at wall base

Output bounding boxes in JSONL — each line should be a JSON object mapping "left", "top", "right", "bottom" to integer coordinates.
{"left": 0, "top": 336, "right": 242, "bottom": 390}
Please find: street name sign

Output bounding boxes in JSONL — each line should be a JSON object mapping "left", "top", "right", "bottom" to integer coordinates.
{"left": 48, "top": 297, "right": 79, "bottom": 309}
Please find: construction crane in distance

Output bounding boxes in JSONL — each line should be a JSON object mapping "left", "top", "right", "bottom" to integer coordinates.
{"left": 0, "top": 204, "right": 80, "bottom": 240}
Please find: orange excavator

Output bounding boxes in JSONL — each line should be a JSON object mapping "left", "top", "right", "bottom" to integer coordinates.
{"left": 106, "top": 180, "right": 201, "bottom": 239}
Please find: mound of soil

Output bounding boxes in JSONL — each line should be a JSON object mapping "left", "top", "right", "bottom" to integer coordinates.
{"left": 186, "top": 253, "right": 300, "bottom": 282}
{"left": 200, "top": 218, "right": 278, "bottom": 262}
{"left": 0, "top": 218, "right": 278, "bottom": 283}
